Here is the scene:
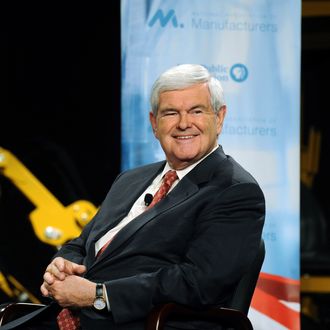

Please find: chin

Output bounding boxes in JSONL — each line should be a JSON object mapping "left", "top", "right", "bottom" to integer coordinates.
{"left": 174, "top": 155, "right": 199, "bottom": 166}
{"left": 175, "top": 152, "right": 197, "bottom": 160}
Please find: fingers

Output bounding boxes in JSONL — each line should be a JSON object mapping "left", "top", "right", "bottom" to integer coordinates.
{"left": 45, "top": 257, "right": 76, "bottom": 279}
{"left": 43, "top": 271, "right": 55, "bottom": 285}
{"left": 46, "top": 262, "right": 66, "bottom": 280}
{"left": 42, "top": 273, "right": 56, "bottom": 298}
{"left": 40, "top": 276, "right": 94, "bottom": 308}
{"left": 64, "top": 260, "right": 86, "bottom": 275}
{"left": 43, "top": 257, "right": 86, "bottom": 292}
{"left": 73, "top": 264, "right": 86, "bottom": 275}
{"left": 51, "top": 257, "right": 65, "bottom": 271}
{"left": 40, "top": 282, "right": 49, "bottom": 297}
{"left": 41, "top": 257, "right": 86, "bottom": 304}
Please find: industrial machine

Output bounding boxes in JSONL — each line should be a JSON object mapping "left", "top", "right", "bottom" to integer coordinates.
{"left": 0, "top": 147, "right": 97, "bottom": 247}
{"left": 0, "top": 146, "right": 98, "bottom": 302}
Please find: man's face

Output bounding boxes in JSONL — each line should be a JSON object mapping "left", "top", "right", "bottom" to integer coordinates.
{"left": 150, "top": 83, "right": 226, "bottom": 170}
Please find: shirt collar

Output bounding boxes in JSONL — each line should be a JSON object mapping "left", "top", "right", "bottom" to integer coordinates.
{"left": 161, "top": 145, "right": 219, "bottom": 180}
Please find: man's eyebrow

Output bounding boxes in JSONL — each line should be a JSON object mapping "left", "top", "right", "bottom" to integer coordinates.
{"left": 159, "top": 104, "right": 207, "bottom": 112}
{"left": 159, "top": 107, "right": 177, "bottom": 112}
{"left": 190, "top": 104, "right": 207, "bottom": 110}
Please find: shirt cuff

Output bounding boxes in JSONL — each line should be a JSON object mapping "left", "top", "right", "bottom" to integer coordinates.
{"left": 103, "top": 284, "right": 111, "bottom": 311}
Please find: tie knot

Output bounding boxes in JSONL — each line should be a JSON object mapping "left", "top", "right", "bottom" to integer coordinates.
{"left": 164, "top": 170, "right": 178, "bottom": 186}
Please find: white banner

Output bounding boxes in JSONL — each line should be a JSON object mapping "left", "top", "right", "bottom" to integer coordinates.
{"left": 121, "top": 1, "right": 301, "bottom": 328}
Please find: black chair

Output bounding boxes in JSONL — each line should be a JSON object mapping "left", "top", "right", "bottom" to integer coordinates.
{"left": 0, "top": 240, "right": 265, "bottom": 330}
{"left": 146, "top": 239, "right": 265, "bottom": 330}
{"left": 0, "top": 302, "right": 46, "bottom": 326}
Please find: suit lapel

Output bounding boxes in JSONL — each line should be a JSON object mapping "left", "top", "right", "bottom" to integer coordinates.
{"left": 98, "top": 162, "right": 165, "bottom": 234}
{"left": 95, "top": 177, "right": 199, "bottom": 262}
{"left": 91, "top": 147, "right": 227, "bottom": 264}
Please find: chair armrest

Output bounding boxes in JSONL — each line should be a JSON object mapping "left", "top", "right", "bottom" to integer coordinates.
{"left": 0, "top": 302, "right": 46, "bottom": 326}
{"left": 146, "top": 303, "right": 253, "bottom": 330}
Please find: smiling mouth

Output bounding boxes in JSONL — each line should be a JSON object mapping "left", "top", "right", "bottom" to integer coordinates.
{"left": 174, "top": 135, "right": 197, "bottom": 140}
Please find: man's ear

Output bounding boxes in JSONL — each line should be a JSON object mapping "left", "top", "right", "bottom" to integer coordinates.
{"left": 149, "top": 111, "right": 158, "bottom": 138}
{"left": 216, "top": 105, "right": 227, "bottom": 135}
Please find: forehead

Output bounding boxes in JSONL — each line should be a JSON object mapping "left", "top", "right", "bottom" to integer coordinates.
{"left": 159, "top": 83, "right": 211, "bottom": 108}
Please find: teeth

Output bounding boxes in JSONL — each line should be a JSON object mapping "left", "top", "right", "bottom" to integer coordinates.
{"left": 176, "top": 136, "right": 194, "bottom": 139}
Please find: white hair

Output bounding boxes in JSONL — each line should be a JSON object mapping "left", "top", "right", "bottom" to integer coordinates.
{"left": 150, "top": 64, "right": 226, "bottom": 116}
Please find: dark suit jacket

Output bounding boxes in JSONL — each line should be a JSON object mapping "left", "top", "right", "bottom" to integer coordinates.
{"left": 53, "top": 146, "right": 265, "bottom": 329}
{"left": 48, "top": 146, "right": 265, "bottom": 329}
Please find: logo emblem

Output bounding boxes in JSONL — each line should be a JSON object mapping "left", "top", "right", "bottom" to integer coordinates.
{"left": 230, "top": 64, "right": 248, "bottom": 82}
{"left": 148, "top": 9, "right": 183, "bottom": 28}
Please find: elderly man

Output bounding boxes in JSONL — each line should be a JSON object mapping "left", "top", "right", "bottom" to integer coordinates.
{"left": 5, "top": 64, "right": 265, "bottom": 330}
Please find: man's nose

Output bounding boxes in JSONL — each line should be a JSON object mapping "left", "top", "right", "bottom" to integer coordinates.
{"left": 177, "top": 113, "right": 192, "bottom": 130}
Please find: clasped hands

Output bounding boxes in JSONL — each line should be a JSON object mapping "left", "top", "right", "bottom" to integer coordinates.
{"left": 40, "top": 257, "right": 95, "bottom": 308}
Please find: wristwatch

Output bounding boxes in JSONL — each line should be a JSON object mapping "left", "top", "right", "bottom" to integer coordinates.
{"left": 93, "top": 283, "right": 106, "bottom": 311}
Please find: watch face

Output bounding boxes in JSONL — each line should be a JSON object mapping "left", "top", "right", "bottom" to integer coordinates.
{"left": 93, "top": 297, "right": 106, "bottom": 310}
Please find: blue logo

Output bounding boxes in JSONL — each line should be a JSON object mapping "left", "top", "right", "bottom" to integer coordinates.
{"left": 148, "top": 9, "right": 184, "bottom": 28}
{"left": 230, "top": 64, "right": 248, "bottom": 82}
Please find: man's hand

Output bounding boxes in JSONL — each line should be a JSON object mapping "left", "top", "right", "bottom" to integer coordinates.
{"left": 43, "top": 275, "right": 96, "bottom": 308}
{"left": 40, "top": 257, "right": 86, "bottom": 297}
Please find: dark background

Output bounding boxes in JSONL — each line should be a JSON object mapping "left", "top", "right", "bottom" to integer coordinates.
{"left": 0, "top": 2, "right": 121, "bottom": 204}
{"left": 301, "top": 16, "right": 330, "bottom": 225}
{"left": 0, "top": 2, "right": 121, "bottom": 301}
{"left": 0, "top": 1, "right": 329, "bottom": 325}
{"left": 300, "top": 13, "right": 330, "bottom": 329}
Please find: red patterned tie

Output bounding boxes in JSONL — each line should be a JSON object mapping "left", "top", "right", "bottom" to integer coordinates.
{"left": 147, "top": 170, "right": 178, "bottom": 209}
{"left": 57, "top": 307, "right": 80, "bottom": 330}
{"left": 96, "top": 236, "right": 114, "bottom": 258}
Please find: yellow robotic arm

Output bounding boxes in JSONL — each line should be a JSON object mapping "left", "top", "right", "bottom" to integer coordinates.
{"left": 0, "top": 147, "right": 98, "bottom": 248}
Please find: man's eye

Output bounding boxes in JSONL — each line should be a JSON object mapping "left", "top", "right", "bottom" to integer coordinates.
{"left": 190, "top": 109, "right": 203, "bottom": 115}
{"left": 163, "top": 111, "right": 177, "bottom": 116}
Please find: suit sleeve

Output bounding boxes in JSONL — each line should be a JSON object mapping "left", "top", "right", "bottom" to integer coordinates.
{"left": 52, "top": 216, "right": 94, "bottom": 264}
{"left": 53, "top": 172, "right": 125, "bottom": 263}
{"left": 106, "top": 182, "right": 265, "bottom": 323}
